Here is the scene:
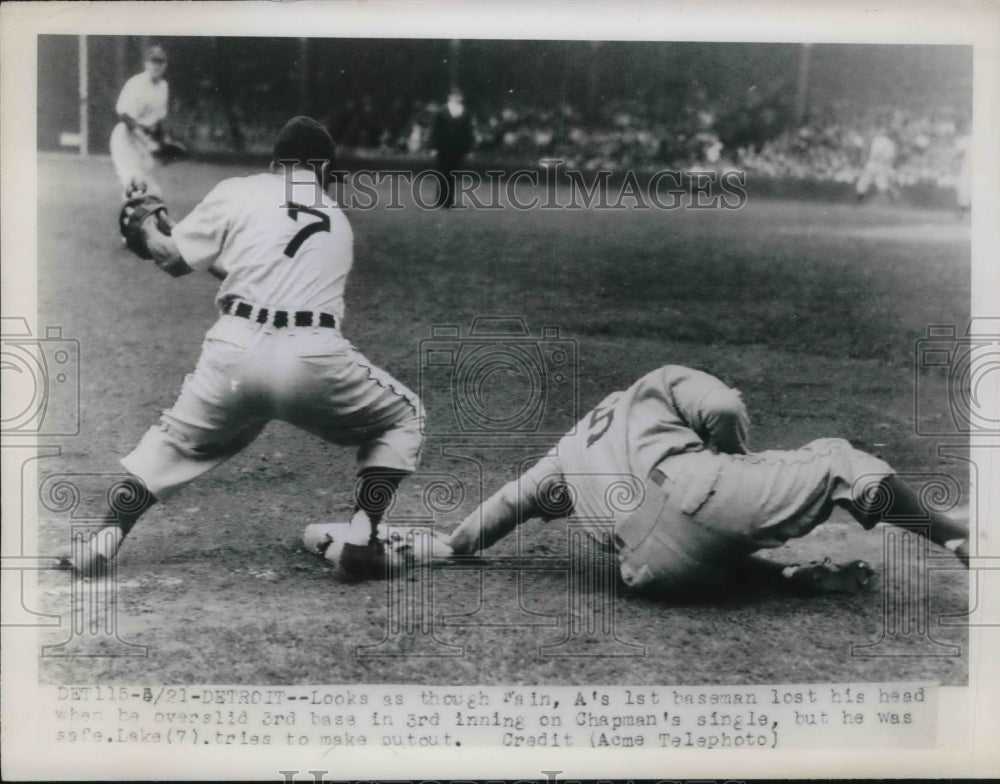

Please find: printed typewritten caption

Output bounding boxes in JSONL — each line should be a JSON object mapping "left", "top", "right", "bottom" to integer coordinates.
{"left": 48, "top": 683, "right": 935, "bottom": 750}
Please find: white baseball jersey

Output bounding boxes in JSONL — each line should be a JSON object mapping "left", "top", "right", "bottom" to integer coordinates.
{"left": 558, "top": 365, "right": 749, "bottom": 481}
{"left": 172, "top": 172, "right": 353, "bottom": 318}
{"left": 122, "top": 169, "right": 423, "bottom": 500}
{"left": 116, "top": 71, "right": 169, "bottom": 127}
{"left": 867, "top": 133, "right": 896, "bottom": 165}
{"left": 544, "top": 365, "right": 748, "bottom": 524}
{"left": 449, "top": 366, "right": 749, "bottom": 551}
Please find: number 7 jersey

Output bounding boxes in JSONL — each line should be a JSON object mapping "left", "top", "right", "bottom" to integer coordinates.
{"left": 171, "top": 171, "right": 352, "bottom": 319}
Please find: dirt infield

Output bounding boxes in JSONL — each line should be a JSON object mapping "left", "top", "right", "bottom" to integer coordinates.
{"left": 33, "top": 154, "right": 970, "bottom": 685}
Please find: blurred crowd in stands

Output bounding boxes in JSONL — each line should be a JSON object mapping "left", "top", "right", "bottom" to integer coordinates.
{"left": 173, "top": 96, "right": 970, "bottom": 189}
{"left": 733, "top": 107, "right": 969, "bottom": 189}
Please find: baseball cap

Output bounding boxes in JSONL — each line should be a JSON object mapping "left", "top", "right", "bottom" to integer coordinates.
{"left": 272, "top": 116, "right": 336, "bottom": 169}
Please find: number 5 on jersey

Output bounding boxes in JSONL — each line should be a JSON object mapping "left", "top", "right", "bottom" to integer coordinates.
{"left": 586, "top": 393, "right": 620, "bottom": 448}
{"left": 284, "top": 202, "right": 330, "bottom": 257}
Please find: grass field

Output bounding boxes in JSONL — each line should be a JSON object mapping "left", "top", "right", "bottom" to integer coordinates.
{"left": 35, "top": 154, "right": 971, "bottom": 685}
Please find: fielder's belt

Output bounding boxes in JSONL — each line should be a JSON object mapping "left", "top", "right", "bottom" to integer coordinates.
{"left": 223, "top": 298, "right": 337, "bottom": 329}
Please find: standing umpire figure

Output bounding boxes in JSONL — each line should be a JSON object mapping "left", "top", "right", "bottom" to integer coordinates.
{"left": 430, "top": 89, "right": 473, "bottom": 209}
{"left": 74, "top": 117, "right": 424, "bottom": 580}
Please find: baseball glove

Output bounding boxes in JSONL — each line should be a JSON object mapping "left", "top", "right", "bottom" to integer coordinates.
{"left": 118, "top": 195, "right": 171, "bottom": 260}
{"left": 152, "top": 139, "right": 188, "bottom": 164}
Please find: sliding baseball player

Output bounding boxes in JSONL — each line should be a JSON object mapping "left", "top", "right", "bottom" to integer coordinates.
{"left": 446, "top": 364, "right": 969, "bottom": 596}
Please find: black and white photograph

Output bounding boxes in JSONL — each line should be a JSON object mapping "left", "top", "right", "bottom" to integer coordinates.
{"left": 2, "top": 1, "right": 999, "bottom": 780}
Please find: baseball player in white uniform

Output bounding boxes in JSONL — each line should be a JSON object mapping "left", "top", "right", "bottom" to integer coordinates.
{"left": 855, "top": 126, "right": 898, "bottom": 202}
{"left": 954, "top": 120, "right": 971, "bottom": 215}
{"left": 75, "top": 116, "right": 425, "bottom": 579}
{"left": 447, "top": 365, "right": 970, "bottom": 596}
{"left": 110, "top": 45, "right": 171, "bottom": 199}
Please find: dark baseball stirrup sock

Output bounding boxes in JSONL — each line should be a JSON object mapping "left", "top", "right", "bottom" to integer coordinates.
{"left": 103, "top": 476, "right": 158, "bottom": 538}
{"left": 353, "top": 469, "right": 407, "bottom": 543}
{"left": 851, "top": 475, "right": 968, "bottom": 549}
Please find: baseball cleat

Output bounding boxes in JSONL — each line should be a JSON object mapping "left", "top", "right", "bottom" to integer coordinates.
{"left": 70, "top": 526, "right": 125, "bottom": 578}
{"left": 338, "top": 540, "right": 392, "bottom": 581}
{"left": 302, "top": 522, "right": 452, "bottom": 580}
{"left": 784, "top": 557, "right": 874, "bottom": 595}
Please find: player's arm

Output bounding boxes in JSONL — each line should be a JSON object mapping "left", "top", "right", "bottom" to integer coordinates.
{"left": 115, "top": 78, "right": 150, "bottom": 135}
{"left": 121, "top": 184, "right": 232, "bottom": 279}
{"left": 115, "top": 111, "right": 159, "bottom": 138}
{"left": 115, "top": 78, "right": 167, "bottom": 141}
{"left": 666, "top": 368, "right": 750, "bottom": 454}
{"left": 165, "top": 180, "right": 233, "bottom": 278}
{"left": 448, "top": 454, "right": 564, "bottom": 555}
{"left": 117, "top": 112, "right": 140, "bottom": 132}
{"left": 143, "top": 222, "right": 223, "bottom": 279}
{"left": 145, "top": 120, "right": 165, "bottom": 143}
{"left": 119, "top": 196, "right": 191, "bottom": 277}
{"left": 144, "top": 224, "right": 193, "bottom": 277}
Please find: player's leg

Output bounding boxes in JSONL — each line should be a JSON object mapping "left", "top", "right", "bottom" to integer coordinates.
{"left": 69, "top": 475, "right": 159, "bottom": 577}
{"left": 432, "top": 163, "right": 447, "bottom": 209}
{"left": 71, "top": 331, "right": 268, "bottom": 576}
{"left": 956, "top": 160, "right": 971, "bottom": 217}
{"left": 697, "top": 437, "right": 969, "bottom": 566}
{"left": 340, "top": 387, "right": 424, "bottom": 577}
{"left": 876, "top": 167, "right": 899, "bottom": 202}
{"left": 843, "top": 473, "right": 969, "bottom": 565}
{"left": 433, "top": 157, "right": 457, "bottom": 208}
{"left": 620, "top": 438, "right": 968, "bottom": 598}
{"left": 110, "top": 123, "right": 161, "bottom": 200}
{"left": 444, "top": 168, "right": 458, "bottom": 208}
{"left": 280, "top": 346, "right": 425, "bottom": 577}
{"left": 855, "top": 164, "right": 873, "bottom": 202}
{"left": 110, "top": 123, "right": 139, "bottom": 195}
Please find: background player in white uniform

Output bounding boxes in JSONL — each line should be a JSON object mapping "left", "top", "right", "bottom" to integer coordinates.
{"left": 855, "top": 125, "right": 898, "bottom": 202}
{"left": 75, "top": 116, "right": 425, "bottom": 579}
{"left": 110, "top": 45, "right": 170, "bottom": 199}
{"left": 954, "top": 119, "right": 971, "bottom": 215}
{"left": 447, "top": 365, "right": 970, "bottom": 596}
